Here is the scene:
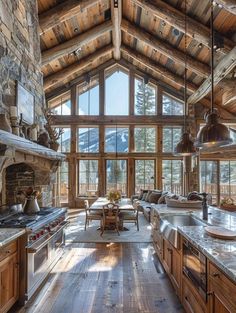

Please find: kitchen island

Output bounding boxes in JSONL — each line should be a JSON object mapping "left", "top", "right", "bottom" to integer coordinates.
{"left": 151, "top": 204, "right": 236, "bottom": 313}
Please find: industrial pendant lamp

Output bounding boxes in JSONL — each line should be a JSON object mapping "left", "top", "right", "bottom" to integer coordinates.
{"left": 194, "top": 0, "right": 232, "bottom": 148}
{"left": 174, "top": 0, "right": 196, "bottom": 156}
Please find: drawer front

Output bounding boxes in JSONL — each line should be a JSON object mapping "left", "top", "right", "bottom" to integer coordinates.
{"left": 182, "top": 277, "right": 206, "bottom": 313}
{"left": 0, "top": 241, "right": 17, "bottom": 262}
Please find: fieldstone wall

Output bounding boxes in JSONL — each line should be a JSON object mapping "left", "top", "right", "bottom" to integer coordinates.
{"left": 5, "top": 163, "right": 54, "bottom": 207}
{"left": 0, "top": 0, "right": 44, "bottom": 118}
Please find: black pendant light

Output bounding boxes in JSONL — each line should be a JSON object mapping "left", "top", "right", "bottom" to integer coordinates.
{"left": 194, "top": 1, "right": 232, "bottom": 149}
{"left": 174, "top": 0, "right": 196, "bottom": 156}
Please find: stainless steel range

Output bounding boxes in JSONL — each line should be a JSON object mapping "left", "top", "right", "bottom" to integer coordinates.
{"left": 0, "top": 206, "right": 68, "bottom": 303}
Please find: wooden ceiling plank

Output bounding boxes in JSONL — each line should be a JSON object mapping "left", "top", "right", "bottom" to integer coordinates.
{"left": 132, "top": 0, "right": 234, "bottom": 54}
{"left": 44, "top": 44, "right": 113, "bottom": 90}
{"left": 121, "top": 44, "right": 197, "bottom": 91}
{"left": 111, "top": 0, "right": 122, "bottom": 60}
{"left": 42, "top": 20, "right": 113, "bottom": 66}
{"left": 39, "top": 0, "right": 99, "bottom": 35}
{"left": 187, "top": 46, "right": 236, "bottom": 105}
{"left": 216, "top": 0, "right": 236, "bottom": 15}
{"left": 121, "top": 18, "right": 210, "bottom": 78}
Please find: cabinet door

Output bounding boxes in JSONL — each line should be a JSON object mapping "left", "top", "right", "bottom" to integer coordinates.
{"left": 209, "top": 292, "right": 231, "bottom": 313}
{"left": 169, "top": 247, "right": 181, "bottom": 296}
{"left": 182, "top": 276, "right": 206, "bottom": 313}
{"left": 162, "top": 238, "right": 171, "bottom": 273}
{"left": 0, "top": 252, "right": 19, "bottom": 313}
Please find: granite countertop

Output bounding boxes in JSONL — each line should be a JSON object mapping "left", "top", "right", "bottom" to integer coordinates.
{"left": 152, "top": 204, "right": 236, "bottom": 283}
{"left": 178, "top": 225, "right": 236, "bottom": 283}
{"left": 0, "top": 228, "right": 25, "bottom": 248}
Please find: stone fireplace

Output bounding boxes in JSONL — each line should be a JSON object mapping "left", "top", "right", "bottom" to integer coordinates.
{"left": 4, "top": 162, "right": 55, "bottom": 207}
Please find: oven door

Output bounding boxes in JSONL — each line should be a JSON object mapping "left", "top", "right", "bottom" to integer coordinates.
{"left": 26, "top": 221, "right": 68, "bottom": 300}
{"left": 183, "top": 240, "right": 207, "bottom": 300}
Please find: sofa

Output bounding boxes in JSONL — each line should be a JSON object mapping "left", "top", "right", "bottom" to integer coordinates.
{"left": 131, "top": 189, "right": 168, "bottom": 223}
{"left": 131, "top": 190, "right": 204, "bottom": 223}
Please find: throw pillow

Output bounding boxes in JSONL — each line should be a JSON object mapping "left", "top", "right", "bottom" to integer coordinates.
{"left": 145, "top": 190, "right": 153, "bottom": 202}
{"left": 141, "top": 192, "right": 148, "bottom": 201}
{"left": 138, "top": 189, "right": 148, "bottom": 200}
{"left": 149, "top": 192, "right": 162, "bottom": 204}
{"left": 158, "top": 194, "right": 167, "bottom": 204}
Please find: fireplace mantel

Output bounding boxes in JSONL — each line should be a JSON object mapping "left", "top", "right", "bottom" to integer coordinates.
{"left": 0, "top": 130, "right": 66, "bottom": 161}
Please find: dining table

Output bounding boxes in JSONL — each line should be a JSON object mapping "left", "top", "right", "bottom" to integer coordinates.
{"left": 90, "top": 197, "right": 134, "bottom": 211}
{"left": 89, "top": 197, "right": 135, "bottom": 231}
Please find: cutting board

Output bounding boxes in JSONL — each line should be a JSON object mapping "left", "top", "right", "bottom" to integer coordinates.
{"left": 205, "top": 226, "right": 236, "bottom": 240}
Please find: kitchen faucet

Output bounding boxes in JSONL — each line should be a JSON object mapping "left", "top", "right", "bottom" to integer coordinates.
{"left": 199, "top": 192, "right": 208, "bottom": 220}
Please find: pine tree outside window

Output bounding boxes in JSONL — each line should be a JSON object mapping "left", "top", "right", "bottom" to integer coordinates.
{"left": 162, "top": 126, "right": 182, "bottom": 152}
{"left": 134, "top": 127, "right": 156, "bottom": 152}
{"left": 78, "top": 160, "right": 98, "bottom": 196}
{"left": 162, "top": 93, "right": 184, "bottom": 115}
{"left": 134, "top": 77, "right": 156, "bottom": 115}
{"left": 106, "top": 160, "right": 127, "bottom": 195}
{"left": 135, "top": 160, "right": 155, "bottom": 193}
{"left": 162, "top": 160, "right": 183, "bottom": 194}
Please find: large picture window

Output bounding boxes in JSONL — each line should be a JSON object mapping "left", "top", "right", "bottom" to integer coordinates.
{"left": 106, "top": 160, "right": 127, "bottom": 195}
{"left": 105, "top": 67, "right": 129, "bottom": 115}
{"left": 59, "top": 161, "right": 69, "bottom": 204}
{"left": 78, "top": 160, "right": 99, "bottom": 196}
{"left": 162, "top": 126, "right": 182, "bottom": 152}
{"left": 134, "top": 127, "right": 156, "bottom": 152}
{"left": 135, "top": 160, "right": 155, "bottom": 193}
{"left": 220, "top": 161, "right": 236, "bottom": 202}
{"left": 48, "top": 91, "right": 71, "bottom": 115}
{"left": 162, "top": 160, "right": 182, "bottom": 194}
{"left": 200, "top": 161, "right": 218, "bottom": 204}
{"left": 134, "top": 77, "right": 156, "bottom": 115}
{"left": 77, "top": 76, "right": 99, "bottom": 115}
{"left": 57, "top": 127, "right": 71, "bottom": 153}
{"left": 105, "top": 127, "right": 129, "bottom": 153}
{"left": 77, "top": 127, "right": 99, "bottom": 153}
{"left": 162, "top": 93, "right": 183, "bottom": 115}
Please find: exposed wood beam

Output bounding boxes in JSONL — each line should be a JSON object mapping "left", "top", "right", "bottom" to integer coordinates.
{"left": 44, "top": 45, "right": 113, "bottom": 90}
{"left": 42, "top": 20, "right": 113, "bottom": 66}
{"left": 132, "top": 0, "right": 234, "bottom": 54}
{"left": 215, "top": 0, "right": 236, "bottom": 15}
{"left": 121, "top": 18, "right": 210, "bottom": 78}
{"left": 187, "top": 46, "right": 236, "bottom": 105}
{"left": 39, "top": 0, "right": 99, "bottom": 35}
{"left": 121, "top": 45, "right": 235, "bottom": 119}
{"left": 121, "top": 45, "right": 196, "bottom": 92}
{"left": 45, "top": 59, "right": 116, "bottom": 100}
{"left": 111, "top": 0, "right": 122, "bottom": 60}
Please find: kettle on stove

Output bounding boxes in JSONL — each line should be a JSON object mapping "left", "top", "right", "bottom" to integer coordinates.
{"left": 23, "top": 197, "right": 40, "bottom": 215}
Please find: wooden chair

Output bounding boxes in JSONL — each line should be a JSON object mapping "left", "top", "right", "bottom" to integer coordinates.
{"left": 84, "top": 200, "right": 102, "bottom": 230}
{"left": 101, "top": 203, "right": 120, "bottom": 236}
{"left": 119, "top": 205, "right": 139, "bottom": 231}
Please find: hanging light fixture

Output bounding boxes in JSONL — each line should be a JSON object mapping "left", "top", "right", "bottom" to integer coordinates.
{"left": 194, "top": 0, "right": 232, "bottom": 148}
{"left": 174, "top": 0, "right": 196, "bottom": 156}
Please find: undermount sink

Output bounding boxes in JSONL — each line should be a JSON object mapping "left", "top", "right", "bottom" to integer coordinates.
{"left": 160, "top": 214, "right": 206, "bottom": 248}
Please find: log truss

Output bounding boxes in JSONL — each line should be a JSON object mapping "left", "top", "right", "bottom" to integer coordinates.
{"left": 38, "top": 0, "right": 236, "bottom": 117}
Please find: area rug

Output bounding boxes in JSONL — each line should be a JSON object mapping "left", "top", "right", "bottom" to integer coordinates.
{"left": 65, "top": 211, "right": 152, "bottom": 243}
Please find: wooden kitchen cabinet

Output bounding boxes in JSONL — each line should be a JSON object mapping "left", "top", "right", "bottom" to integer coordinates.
{"left": 162, "top": 238, "right": 181, "bottom": 296}
{"left": 0, "top": 240, "right": 19, "bottom": 313}
{"left": 208, "top": 262, "right": 236, "bottom": 313}
{"left": 182, "top": 275, "right": 206, "bottom": 313}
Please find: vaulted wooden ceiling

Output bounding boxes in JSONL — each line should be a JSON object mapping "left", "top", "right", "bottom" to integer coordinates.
{"left": 37, "top": 0, "right": 236, "bottom": 118}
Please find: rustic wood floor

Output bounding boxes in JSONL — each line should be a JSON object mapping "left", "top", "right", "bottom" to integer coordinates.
{"left": 13, "top": 243, "right": 184, "bottom": 313}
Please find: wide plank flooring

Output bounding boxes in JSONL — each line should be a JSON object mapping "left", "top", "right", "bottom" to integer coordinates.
{"left": 13, "top": 243, "right": 184, "bottom": 313}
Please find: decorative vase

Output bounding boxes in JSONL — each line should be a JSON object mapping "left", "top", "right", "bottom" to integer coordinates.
{"left": 0, "top": 113, "right": 12, "bottom": 133}
{"left": 23, "top": 197, "right": 40, "bottom": 215}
